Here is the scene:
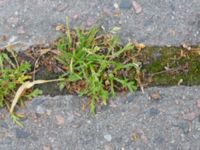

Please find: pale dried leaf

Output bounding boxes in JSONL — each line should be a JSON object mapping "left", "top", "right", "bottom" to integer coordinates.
{"left": 10, "top": 79, "right": 63, "bottom": 114}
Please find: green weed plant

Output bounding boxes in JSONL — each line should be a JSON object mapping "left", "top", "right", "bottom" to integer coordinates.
{"left": 57, "top": 18, "right": 140, "bottom": 113}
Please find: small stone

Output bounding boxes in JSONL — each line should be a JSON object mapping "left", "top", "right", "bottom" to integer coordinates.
{"left": 36, "top": 105, "right": 46, "bottom": 115}
{"left": 132, "top": 1, "right": 142, "bottom": 14}
{"left": 14, "top": 11, "right": 18, "bottom": 16}
{"left": 119, "top": 0, "right": 132, "bottom": 9}
{"left": 46, "top": 109, "right": 52, "bottom": 116}
{"left": 87, "top": 120, "right": 91, "bottom": 124}
{"left": 183, "top": 112, "right": 196, "bottom": 121}
{"left": 15, "top": 128, "right": 31, "bottom": 139}
{"left": 73, "top": 14, "right": 79, "bottom": 20}
{"left": 8, "top": 36, "right": 17, "bottom": 43}
{"left": 55, "top": 115, "right": 65, "bottom": 125}
{"left": 43, "top": 145, "right": 51, "bottom": 150}
{"left": 114, "top": 3, "right": 119, "bottom": 9}
{"left": 149, "top": 92, "right": 161, "bottom": 101}
{"left": 197, "top": 99, "right": 200, "bottom": 108}
{"left": 149, "top": 108, "right": 160, "bottom": 116}
{"left": 170, "top": 140, "right": 175, "bottom": 144}
{"left": 104, "top": 134, "right": 112, "bottom": 142}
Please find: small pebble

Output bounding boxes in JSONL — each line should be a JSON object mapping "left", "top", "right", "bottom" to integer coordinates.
{"left": 104, "top": 134, "right": 112, "bottom": 142}
{"left": 132, "top": 1, "right": 142, "bottom": 14}
{"left": 183, "top": 112, "right": 196, "bottom": 121}
{"left": 55, "top": 115, "right": 65, "bottom": 125}
{"left": 114, "top": 3, "right": 119, "bottom": 9}
{"left": 73, "top": 14, "right": 79, "bottom": 20}
{"left": 8, "top": 36, "right": 17, "bottom": 43}
{"left": 14, "top": 11, "right": 18, "bottom": 15}
{"left": 36, "top": 105, "right": 46, "bottom": 115}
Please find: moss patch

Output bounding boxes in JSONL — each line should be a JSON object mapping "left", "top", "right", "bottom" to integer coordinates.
{"left": 138, "top": 46, "right": 200, "bottom": 86}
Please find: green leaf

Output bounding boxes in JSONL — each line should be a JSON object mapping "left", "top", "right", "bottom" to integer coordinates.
{"left": 68, "top": 73, "right": 82, "bottom": 82}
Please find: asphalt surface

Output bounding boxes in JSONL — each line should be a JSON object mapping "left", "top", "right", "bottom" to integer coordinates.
{"left": 1, "top": 86, "right": 200, "bottom": 150}
{"left": 0, "top": 0, "right": 200, "bottom": 51}
{"left": 0, "top": 0, "right": 200, "bottom": 150}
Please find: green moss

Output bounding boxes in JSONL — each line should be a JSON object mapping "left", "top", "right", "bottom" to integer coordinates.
{"left": 139, "top": 46, "right": 200, "bottom": 86}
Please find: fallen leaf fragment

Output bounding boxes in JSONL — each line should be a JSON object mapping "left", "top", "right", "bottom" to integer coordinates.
{"left": 135, "top": 43, "right": 145, "bottom": 53}
{"left": 132, "top": 1, "right": 142, "bottom": 14}
{"left": 191, "top": 47, "right": 200, "bottom": 55}
{"left": 181, "top": 43, "right": 191, "bottom": 51}
{"left": 177, "top": 79, "right": 183, "bottom": 85}
{"left": 10, "top": 79, "right": 63, "bottom": 114}
{"left": 110, "top": 26, "right": 121, "bottom": 34}
{"left": 55, "top": 24, "right": 65, "bottom": 32}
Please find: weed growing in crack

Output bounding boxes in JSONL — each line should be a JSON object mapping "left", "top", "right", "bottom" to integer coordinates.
{"left": 0, "top": 46, "right": 42, "bottom": 126}
{"left": 56, "top": 17, "right": 140, "bottom": 113}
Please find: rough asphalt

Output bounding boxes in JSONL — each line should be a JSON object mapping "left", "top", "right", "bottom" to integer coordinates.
{"left": 0, "top": 0, "right": 200, "bottom": 51}
{"left": 1, "top": 0, "right": 200, "bottom": 150}
{"left": 1, "top": 86, "right": 200, "bottom": 150}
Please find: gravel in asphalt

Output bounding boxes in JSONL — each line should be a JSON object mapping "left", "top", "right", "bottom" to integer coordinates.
{"left": 1, "top": 86, "right": 200, "bottom": 150}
